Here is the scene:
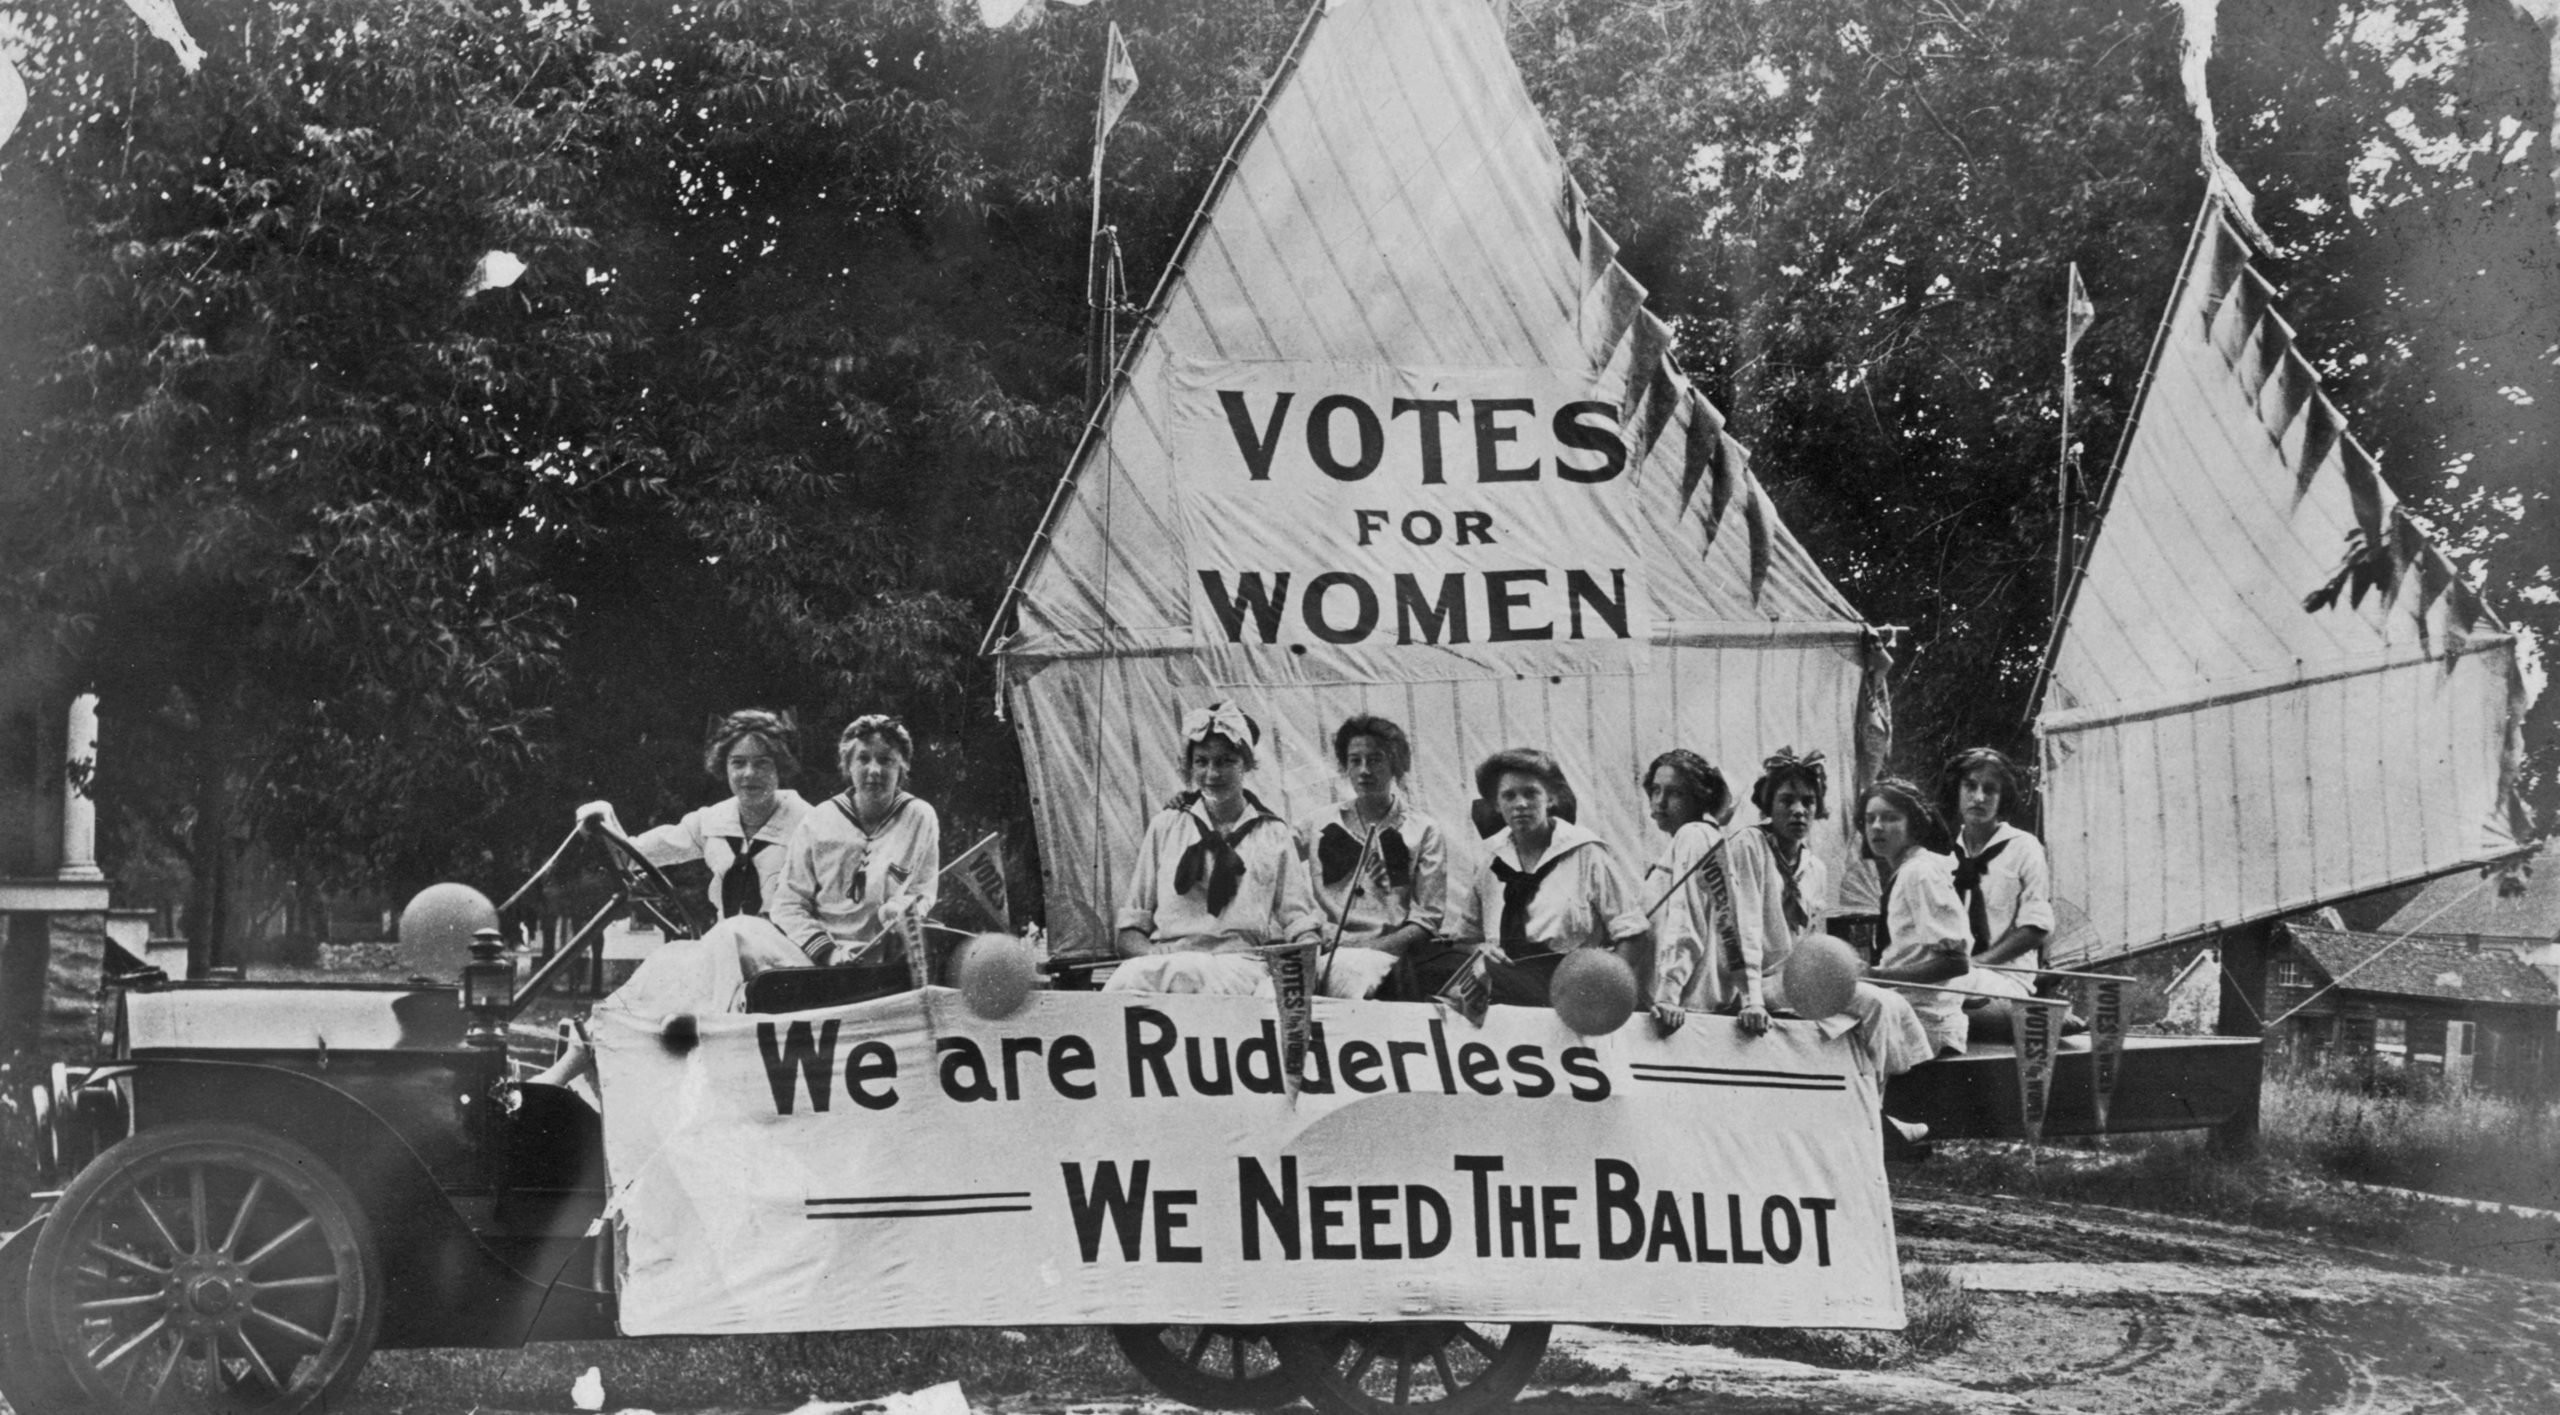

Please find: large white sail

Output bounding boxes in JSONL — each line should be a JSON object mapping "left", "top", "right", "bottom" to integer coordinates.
{"left": 985, "top": 0, "right": 1888, "bottom": 952}
{"left": 2035, "top": 199, "right": 2529, "bottom": 965}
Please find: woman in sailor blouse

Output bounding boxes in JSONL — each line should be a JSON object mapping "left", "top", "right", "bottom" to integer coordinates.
{"left": 1443, "top": 748, "right": 1654, "bottom": 1006}
{"left": 587, "top": 709, "right": 810, "bottom": 925}
{"left": 1858, "top": 776, "right": 1973, "bottom": 1058}
{"left": 762, "top": 715, "right": 942, "bottom": 971}
{"left": 1297, "top": 714, "right": 1448, "bottom": 999}
{"left": 1640, "top": 749, "right": 1791, "bottom": 1037}
{"left": 1110, "top": 701, "right": 1323, "bottom": 996}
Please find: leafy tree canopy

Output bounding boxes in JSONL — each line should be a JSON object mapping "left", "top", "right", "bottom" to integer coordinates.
{"left": 0, "top": 0, "right": 2550, "bottom": 958}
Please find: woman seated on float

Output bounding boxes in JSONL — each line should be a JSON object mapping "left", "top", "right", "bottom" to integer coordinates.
{"left": 1638, "top": 749, "right": 1781, "bottom": 1036}
{"left": 578, "top": 708, "right": 811, "bottom": 928}
{"left": 1856, "top": 776, "right": 1972, "bottom": 1060}
{"left": 1297, "top": 713, "right": 1449, "bottom": 1000}
{"left": 1433, "top": 748, "right": 1653, "bottom": 1007}
{"left": 536, "top": 710, "right": 818, "bottom": 1087}
{"left": 762, "top": 714, "right": 942, "bottom": 971}
{"left": 577, "top": 714, "right": 936, "bottom": 1028}
{"left": 1711, "top": 749, "right": 1937, "bottom": 1081}
{"left": 1110, "top": 702, "right": 1322, "bottom": 995}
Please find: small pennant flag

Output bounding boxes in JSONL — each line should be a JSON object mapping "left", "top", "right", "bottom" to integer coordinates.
{"left": 463, "top": 250, "right": 527, "bottom": 296}
{"left": 2065, "top": 263, "right": 2095, "bottom": 356}
{"left": 1098, "top": 23, "right": 1139, "bottom": 145}
{"left": 937, "top": 833, "right": 1010, "bottom": 930}
{"left": 122, "top": 0, "right": 205, "bottom": 74}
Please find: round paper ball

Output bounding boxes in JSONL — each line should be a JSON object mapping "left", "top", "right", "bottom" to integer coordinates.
{"left": 955, "top": 932, "right": 1040, "bottom": 1020}
{"left": 1783, "top": 934, "right": 1862, "bottom": 1019}
{"left": 398, "top": 882, "right": 498, "bottom": 977}
{"left": 1551, "top": 949, "right": 1639, "bottom": 1036}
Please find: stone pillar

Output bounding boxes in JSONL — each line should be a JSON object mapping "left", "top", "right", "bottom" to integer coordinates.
{"left": 59, "top": 692, "right": 103, "bottom": 883}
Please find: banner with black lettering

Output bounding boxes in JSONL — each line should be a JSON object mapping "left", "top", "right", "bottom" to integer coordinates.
{"left": 595, "top": 991, "right": 1903, "bottom": 1334}
{"left": 1169, "top": 359, "right": 1653, "bottom": 679}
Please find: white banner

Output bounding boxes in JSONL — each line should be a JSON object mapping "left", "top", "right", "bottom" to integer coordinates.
{"left": 595, "top": 991, "right": 1903, "bottom": 1334}
{"left": 1169, "top": 359, "right": 1653, "bottom": 677}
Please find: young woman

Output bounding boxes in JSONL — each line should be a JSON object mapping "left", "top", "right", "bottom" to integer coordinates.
{"left": 584, "top": 709, "right": 810, "bottom": 925}
{"left": 766, "top": 715, "right": 942, "bottom": 970}
{"left": 1110, "top": 702, "right": 1322, "bottom": 995}
{"left": 1642, "top": 749, "right": 1790, "bottom": 1036}
{"left": 538, "top": 713, "right": 931, "bottom": 1086}
{"left": 1858, "top": 776, "right": 1972, "bottom": 1057}
{"left": 1440, "top": 748, "right": 1652, "bottom": 1007}
{"left": 1298, "top": 714, "right": 1448, "bottom": 999}
{"left": 1939, "top": 747, "right": 2055, "bottom": 1007}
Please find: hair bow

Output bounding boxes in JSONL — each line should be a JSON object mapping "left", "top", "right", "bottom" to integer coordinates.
{"left": 1761, "top": 745, "right": 1827, "bottom": 794}
{"left": 1180, "top": 700, "right": 1259, "bottom": 750}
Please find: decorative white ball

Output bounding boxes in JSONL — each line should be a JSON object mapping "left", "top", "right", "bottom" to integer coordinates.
{"left": 397, "top": 882, "right": 498, "bottom": 976}
{"left": 1783, "top": 934, "right": 1862, "bottom": 1019}
{"left": 955, "top": 932, "right": 1040, "bottom": 1020}
{"left": 1551, "top": 949, "right": 1639, "bottom": 1036}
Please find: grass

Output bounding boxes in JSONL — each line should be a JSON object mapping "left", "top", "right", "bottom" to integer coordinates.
{"left": 1906, "top": 1063, "right": 2560, "bottom": 1281}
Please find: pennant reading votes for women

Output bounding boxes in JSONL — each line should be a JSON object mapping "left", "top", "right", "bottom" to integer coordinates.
{"left": 595, "top": 991, "right": 1902, "bottom": 1334}
{"left": 1171, "top": 358, "right": 1653, "bottom": 679}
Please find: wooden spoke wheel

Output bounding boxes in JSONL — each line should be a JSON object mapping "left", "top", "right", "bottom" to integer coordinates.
{"left": 1273, "top": 1321, "right": 1550, "bottom": 1415}
{"left": 28, "top": 1124, "right": 382, "bottom": 1414}
{"left": 1111, "top": 1323, "right": 1301, "bottom": 1410}
{"left": 0, "top": 1218, "right": 88, "bottom": 1414}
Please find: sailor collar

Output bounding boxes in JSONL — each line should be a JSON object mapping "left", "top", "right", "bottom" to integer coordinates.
{"left": 1488, "top": 817, "right": 1607, "bottom": 872}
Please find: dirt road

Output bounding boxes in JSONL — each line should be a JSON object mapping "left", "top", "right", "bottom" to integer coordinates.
{"left": 321, "top": 1189, "right": 2560, "bottom": 1414}
{"left": 1523, "top": 1189, "right": 2560, "bottom": 1413}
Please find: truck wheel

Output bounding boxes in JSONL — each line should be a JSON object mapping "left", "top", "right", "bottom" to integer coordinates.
{"left": 1273, "top": 1321, "right": 1550, "bottom": 1415}
{"left": 27, "top": 1123, "right": 382, "bottom": 1414}
{"left": 1111, "top": 1324, "right": 1300, "bottom": 1409}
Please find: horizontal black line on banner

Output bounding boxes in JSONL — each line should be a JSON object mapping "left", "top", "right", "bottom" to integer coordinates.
{"left": 808, "top": 1205, "right": 1036, "bottom": 1220}
{"left": 1627, "top": 1065, "right": 1849, "bottom": 1084}
{"left": 807, "top": 1192, "right": 1034, "bottom": 1206}
{"left": 1631, "top": 1076, "right": 1847, "bottom": 1091}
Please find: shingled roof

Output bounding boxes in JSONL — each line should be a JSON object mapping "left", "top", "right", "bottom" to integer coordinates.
{"left": 2379, "top": 841, "right": 2557, "bottom": 942}
{"left": 2282, "top": 924, "right": 2559, "bottom": 1008}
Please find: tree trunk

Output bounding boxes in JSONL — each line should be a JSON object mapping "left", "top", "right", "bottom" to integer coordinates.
{"left": 184, "top": 766, "right": 232, "bottom": 975}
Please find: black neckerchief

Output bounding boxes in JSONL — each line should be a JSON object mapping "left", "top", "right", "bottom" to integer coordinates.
{"left": 1489, "top": 854, "right": 1567, "bottom": 951}
{"left": 1317, "top": 821, "right": 1412, "bottom": 889}
{"left": 1173, "top": 800, "right": 1276, "bottom": 916}
{"left": 1951, "top": 834, "right": 2011, "bottom": 954}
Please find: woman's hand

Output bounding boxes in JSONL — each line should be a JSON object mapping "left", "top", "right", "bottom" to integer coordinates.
{"left": 1737, "top": 1002, "right": 1772, "bottom": 1037}
{"left": 1649, "top": 1002, "right": 1686, "bottom": 1035}
{"left": 1117, "top": 927, "right": 1155, "bottom": 958}
{"left": 736, "top": 927, "right": 814, "bottom": 978}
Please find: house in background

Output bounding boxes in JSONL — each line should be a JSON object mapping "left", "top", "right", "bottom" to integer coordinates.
{"left": 2267, "top": 921, "right": 2558, "bottom": 1093}
{"left": 2378, "top": 843, "right": 2560, "bottom": 984}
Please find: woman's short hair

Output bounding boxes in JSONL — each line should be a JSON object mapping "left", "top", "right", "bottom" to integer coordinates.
{"left": 1750, "top": 745, "right": 1830, "bottom": 819}
{"left": 1857, "top": 776, "right": 1949, "bottom": 854}
{"left": 1639, "top": 749, "right": 1731, "bottom": 824}
{"left": 1475, "top": 747, "right": 1569, "bottom": 803}
{"left": 1941, "top": 746, "right": 2028, "bottom": 821}
{"left": 704, "top": 709, "right": 799, "bottom": 780}
{"left": 1333, "top": 714, "right": 1413, "bottom": 779}
{"left": 839, "top": 713, "right": 914, "bottom": 763}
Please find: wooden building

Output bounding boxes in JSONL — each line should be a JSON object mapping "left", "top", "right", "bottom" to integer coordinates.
{"left": 2269, "top": 922, "right": 2559, "bottom": 1093}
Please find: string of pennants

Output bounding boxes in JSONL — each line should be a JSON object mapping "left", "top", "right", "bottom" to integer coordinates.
{"left": 2192, "top": 213, "right": 2493, "bottom": 649}
{"left": 1556, "top": 175, "right": 1776, "bottom": 602}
